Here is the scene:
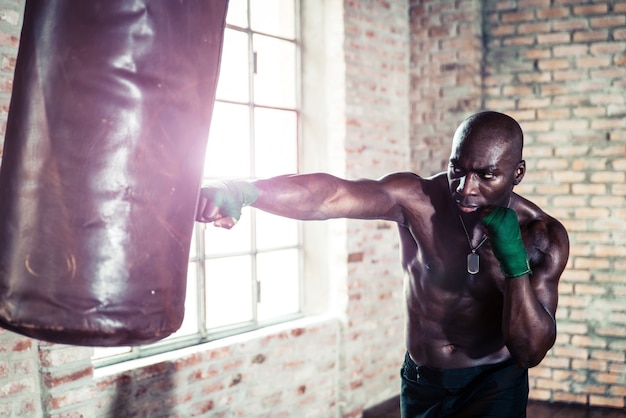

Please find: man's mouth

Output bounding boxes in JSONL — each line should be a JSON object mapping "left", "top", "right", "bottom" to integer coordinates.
{"left": 458, "top": 203, "right": 479, "bottom": 213}
{"left": 454, "top": 196, "right": 480, "bottom": 213}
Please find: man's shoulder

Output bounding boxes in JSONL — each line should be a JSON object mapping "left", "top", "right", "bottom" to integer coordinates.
{"left": 515, "top": 194, "right": 569, "bottom": 252}
{"left": 380, "top": 171, "right": 448, "bottom": 194}
{"left": 516, "top": 194, "right": 565, "bottom": 227}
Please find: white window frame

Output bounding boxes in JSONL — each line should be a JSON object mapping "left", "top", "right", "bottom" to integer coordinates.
{"left": 93, "top": 0, "right": 304, "bottom": 367}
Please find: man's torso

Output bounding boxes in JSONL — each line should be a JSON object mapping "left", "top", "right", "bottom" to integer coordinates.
{"left": 398, "top": 173, "right": 547, "bottom": 369}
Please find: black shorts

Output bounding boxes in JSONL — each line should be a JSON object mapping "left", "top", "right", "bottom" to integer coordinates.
{"left": 400, "top": 352, "right": 529, "bottom": 418}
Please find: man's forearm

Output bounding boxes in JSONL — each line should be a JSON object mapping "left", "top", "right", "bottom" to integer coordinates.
{"left": 253, "top": 174, "right": 343, "bottom": 220}
{"left": 502, "top": 276, "right": 557, "bottom": 368}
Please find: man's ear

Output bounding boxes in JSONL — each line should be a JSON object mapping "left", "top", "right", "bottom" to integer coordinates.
{"left": 513, "top": 160, "right": 526, "bottom": 185}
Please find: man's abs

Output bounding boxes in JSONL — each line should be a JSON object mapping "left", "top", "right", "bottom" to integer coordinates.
{"left": 405, "top": 320, "right": 513, "bottom": 369}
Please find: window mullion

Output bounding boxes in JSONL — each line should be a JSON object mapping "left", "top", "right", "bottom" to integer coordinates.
{"left": 197, "top": 223, "right": 208, "bottom": 339}
{"left": 248, "top": 11, "right": 260, "bottom": 324}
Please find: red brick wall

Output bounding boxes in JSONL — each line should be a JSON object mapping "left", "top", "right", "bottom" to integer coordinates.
{"left": 409, "top": 0, "right": 483, "bottom": 175}
{"left": 340, "top": 0, "right": 410, "bottom": 415}
{"left": 94, "top": 320, "right": 339, "bottom": 417}
{"left": 485, "top": 0, "right": 626, "bottom": 409}
{"left": 411, "top": 0, "right": 626, "bottom": 410}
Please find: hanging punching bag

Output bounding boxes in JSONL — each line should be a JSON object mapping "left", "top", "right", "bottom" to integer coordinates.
{"left": 0, "top": 0, "right": 228, "bottom": 346}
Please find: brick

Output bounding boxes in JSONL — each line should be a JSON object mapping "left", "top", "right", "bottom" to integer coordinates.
{"left": 596, "top": 327, "right": 626, "bottom": 338}
{"left": 537, "top": 32, "right": 571, "bottom": 45}
{"left": 572, "top": 208, "right": 610, "bottom": 219}
{"left": 536, "top": 7, "right": 569, "bottom": 19}
{"left": 554, "top": 144, "right": 588, "bottom": 156}
{"left": 557, "top": 295, "right": 589, "bottom": 309}
{"left": 490, "top": 24, "right": 516, "bottom": 37}
{"left": 0, "top": 9, "right": 19, "bottom": 26}
{"left": 553, "top": 391, "right": 588, "bottom": 404}
{"left": 562, "top": 269, "right": 592, "bottom": 281}
{"left": 572, "top": 358, "right": 608, "bottom": 371}
{"left": 573, "top": 30, "right": 609, "bottom": 43}
{"left": 590, "top": 196, "right": 625, "bottom": 208}
{"left": 576, "top": 56, "right": 612, "bottom": 68}
{"left": 590, "top": 42, "right": 626, "bottom": 55}
{"left": 589, "top": 395, "right": 625, "bottom": 409}
{"left": 535, "top": 377, "right": 571, "bottom": 391}
{"left": 0, "top": 378, "right": 37, "bottom": 399}
{"left": 502, "top": 35, "right": 535, "bottom": 46}
{"left": 573, "top": 4, "right": 609, "bottom": 15}
{"left": 589, "top": 171, "right": 626, "bottom": 183}
{"left": 520, "top": 72, "right": 552, "bottom": 85}
{"left": 592, "top": 146, "right": 626, "bottom": 159}
{"left": 574, "top": 283, "right": 607, "bottom": 295}
{"left": 559, "top": 322, "right": 589, "bottom": 335}
{"left": 502, "top": 10, "right": 535, "bottom": 23}
{"left": 572, "top": 106, "right": 608, "bottom": 117}
{"left": 571, "top": 184, "right": 607, "bottom": 195}
{"left": 574, "top": 256, "right": 611, "bottom": 269}
{"left": 541, "top": 85, "right": 572, "bottom": 98}
{"left": 552, "top": 70, "right": 589, "bottom": 82}
{"left": 552, "top": 18, "right": 588, "bottom": 32}
{"left": 519, "top": 22, "right": 551, "bottom": 34}
{"left": 39, "top": 346, "right": 94, "bottom": 368}
{"left": 536, "top": 158, "right": 569, "bottom": 170}
{"left": 518, "top": 97, "right": 551, "bottom": 109}
{"left": 608, "top": 362, "right": 626, "bottom": 374}
{"left": 590, "top": 15, "right": 626, "bottom": 29}
{"left": 590, "top": 68, "right": 626, "bottom": 83}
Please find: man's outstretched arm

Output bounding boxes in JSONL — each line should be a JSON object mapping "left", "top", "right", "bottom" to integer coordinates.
{"left": 196, "top": 172, "right": 415, "bottom": 228}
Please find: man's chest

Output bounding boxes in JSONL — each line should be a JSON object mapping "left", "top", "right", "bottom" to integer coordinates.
{"left": 399, "top": 219, "right": 506, "bottom": 296}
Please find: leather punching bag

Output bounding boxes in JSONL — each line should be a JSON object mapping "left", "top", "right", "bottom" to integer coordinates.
{"left": 0, "top": 0, "right": 228, "bottom": 346}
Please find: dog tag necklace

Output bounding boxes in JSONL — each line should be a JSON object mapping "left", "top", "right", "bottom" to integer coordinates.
{"left": 459, "top": 216, "right": 488, "bottom": 274}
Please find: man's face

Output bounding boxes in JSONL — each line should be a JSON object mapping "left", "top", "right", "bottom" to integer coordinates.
{"left": 447, "top": 126, "right": 523, "bottom": 214}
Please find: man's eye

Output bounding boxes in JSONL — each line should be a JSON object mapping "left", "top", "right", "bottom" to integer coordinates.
{"left": 482, "top": 172, "right": 495, "bottom": 180}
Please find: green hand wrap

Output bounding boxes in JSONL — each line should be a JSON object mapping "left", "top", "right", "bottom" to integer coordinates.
{"left": 482, "top": 206, "right": 531, "bottom": 278}
{"left": 210, "top": 180, "right": 259, "bottom": 222}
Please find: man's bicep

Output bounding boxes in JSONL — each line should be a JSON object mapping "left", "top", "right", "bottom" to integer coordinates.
{"left": 530, "top": 221, "right": 569, "bottom": 315}
{"left": 254, "top": 173, "right": 404, "bottom": 222}
{"left": 331, "top": 177, "right": 406, "bottom": 222}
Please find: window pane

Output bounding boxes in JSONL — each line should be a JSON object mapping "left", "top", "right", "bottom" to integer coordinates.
{"left": 216, "top": 29, "right": 249, "bottom": 103}
{"left": 256, "top": 210, "right": 298, "bottom": 251}
{"left": 204, "top": 208, "right": 253, "bottom": 255}
{"left": 254, "top": 108, "right": 297, "bottom": 177}
{"left": 251, "top": 0, "right": 295, "bottom": 39}
{"left": 257, "top": 249, "right": 299, "bottom": 321}
{"left": 205, "top": 256, "right": 254, "bottom": 328}
{"left": 226, "top": 0, "right": 248, "bottom": 28}
{"left": 253, "top": 34, "right": 296, "bottom": 108}
{"left": 205, "top": 102, "right": 251, "bottom": 178}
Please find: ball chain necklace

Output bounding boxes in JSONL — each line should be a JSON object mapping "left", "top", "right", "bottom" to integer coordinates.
{"left": 458, "top": 198, "right": 511, "bottom": 275}
{"left": 458, "top": 216, "right": 488, "bottom": 274}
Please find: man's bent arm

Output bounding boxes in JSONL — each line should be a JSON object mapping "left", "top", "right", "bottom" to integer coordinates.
{"left": 502, "top": 220, "right": 569, "bottom": 368}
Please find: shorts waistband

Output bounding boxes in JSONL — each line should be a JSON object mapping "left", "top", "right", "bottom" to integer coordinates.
{"left": 402, "top": 352, "right": 517, "bottom": 390}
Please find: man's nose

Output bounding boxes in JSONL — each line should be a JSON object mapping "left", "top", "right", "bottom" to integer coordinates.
{"left": 456, "top": 174, "right": 478, "bottom": 196}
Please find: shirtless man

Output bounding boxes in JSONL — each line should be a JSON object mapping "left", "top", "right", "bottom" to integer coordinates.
{"left": 195, "top": 111, "right": 570, "bottom": 417}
